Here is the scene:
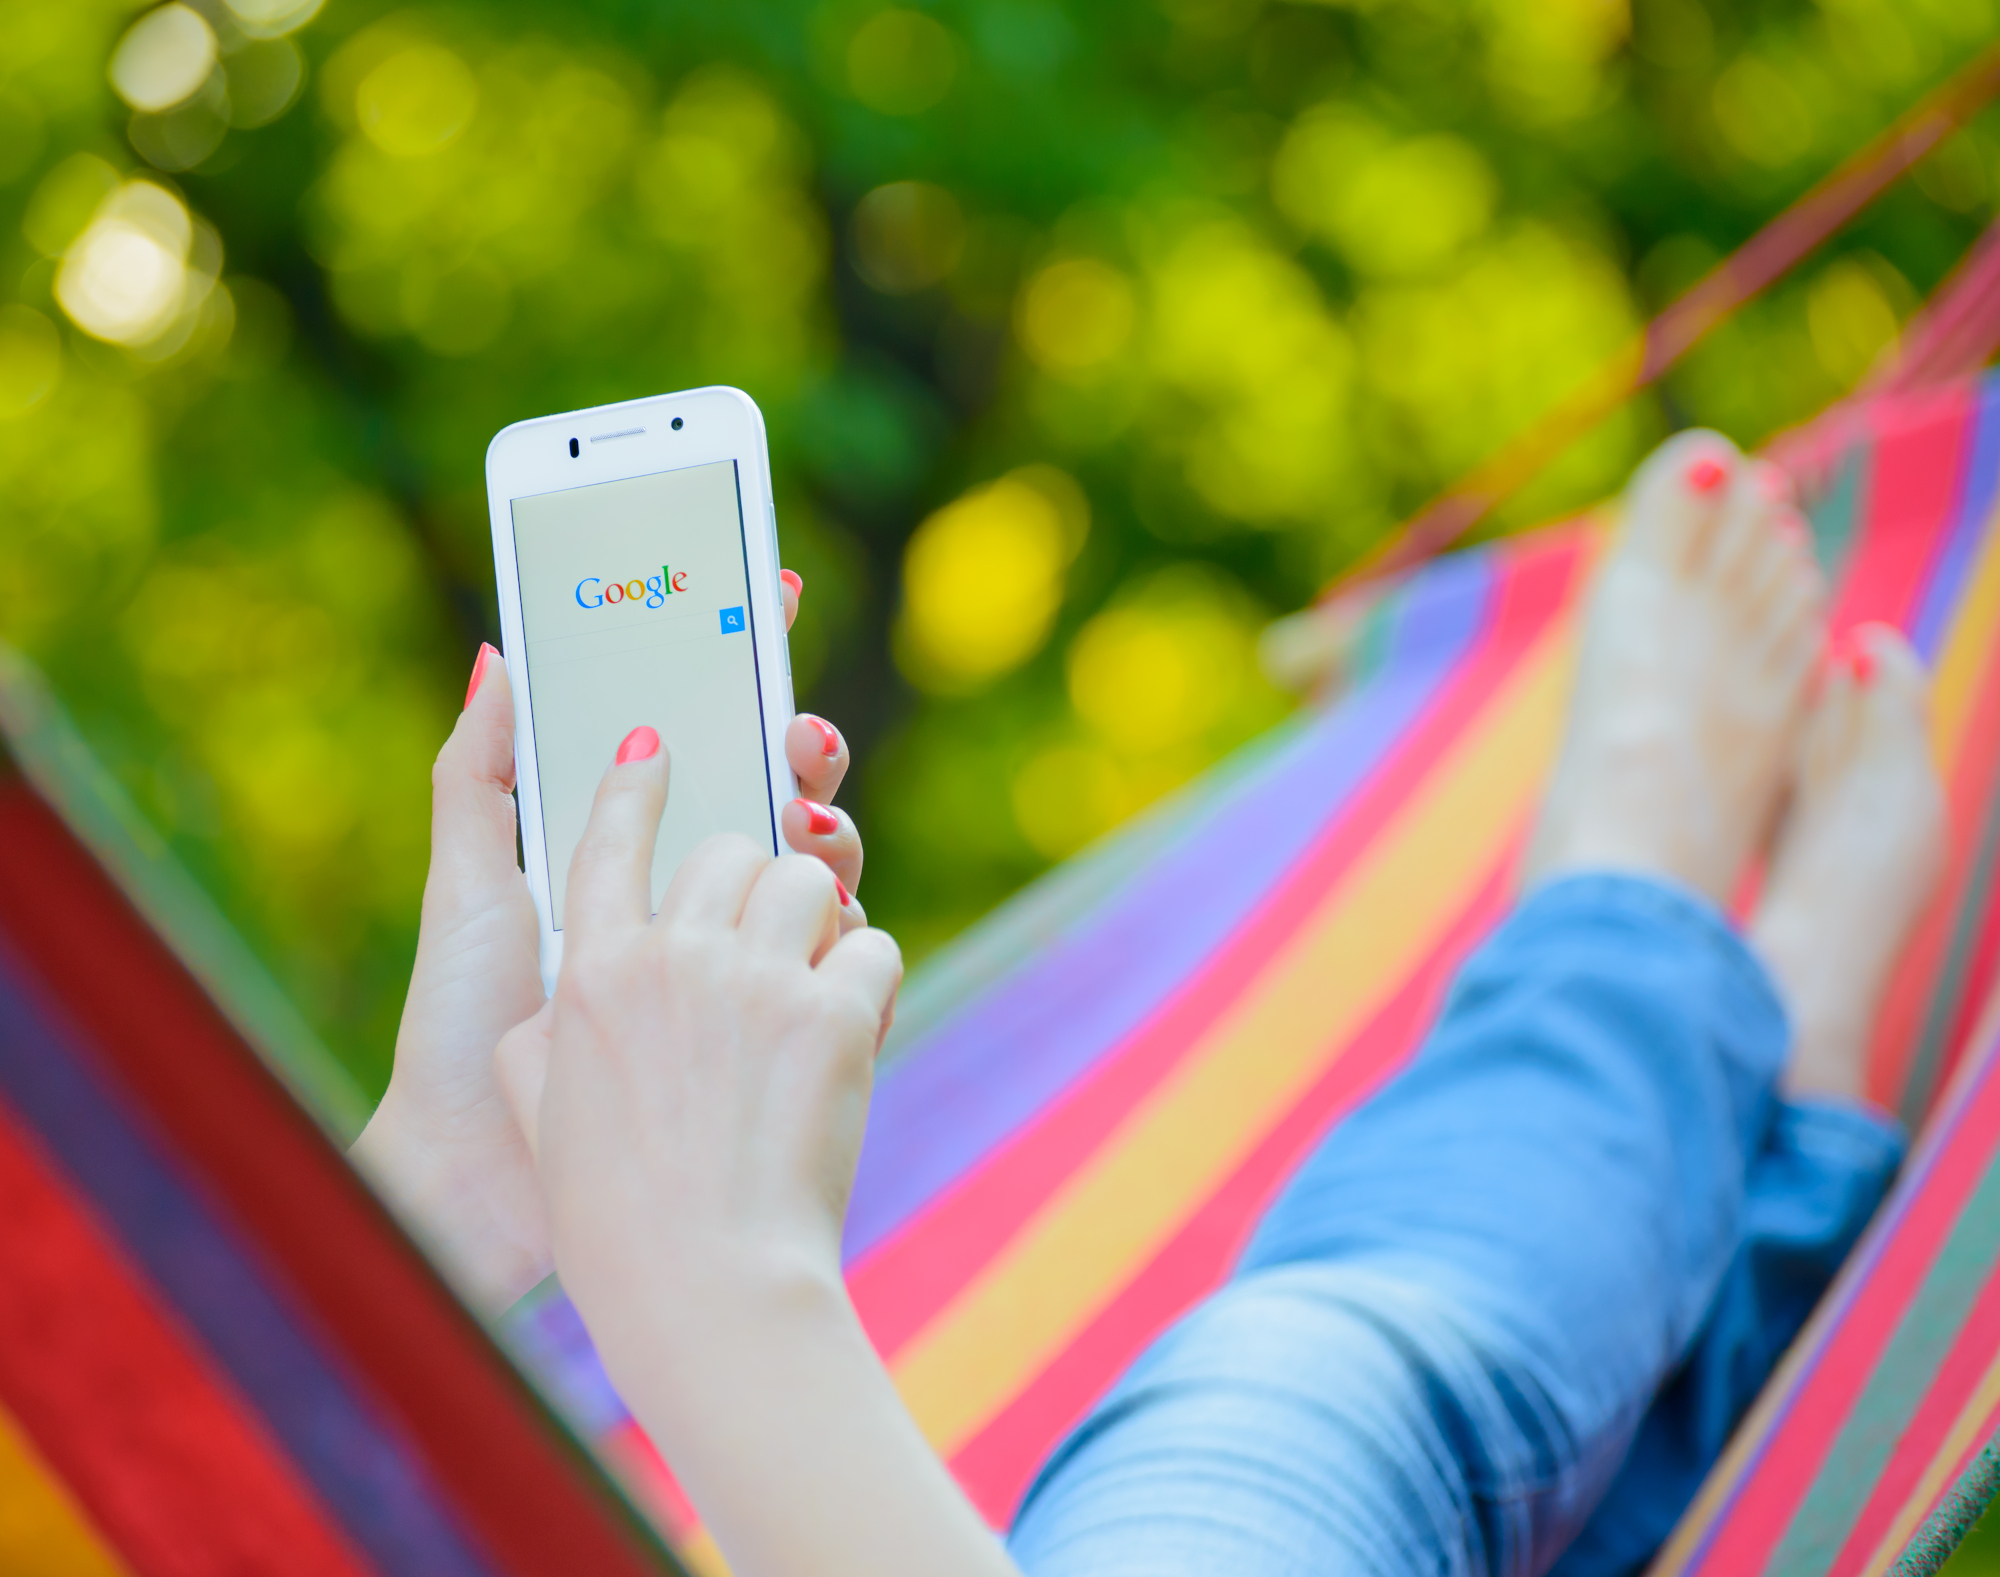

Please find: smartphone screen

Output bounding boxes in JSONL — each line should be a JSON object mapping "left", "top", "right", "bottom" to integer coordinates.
{"left": 509, "top": 457, "right": 776, "bottom": 928}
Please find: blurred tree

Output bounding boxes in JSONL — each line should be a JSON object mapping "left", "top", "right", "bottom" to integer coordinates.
{"left": 1, "top": 0, "right": 1996, "bottom": 1092}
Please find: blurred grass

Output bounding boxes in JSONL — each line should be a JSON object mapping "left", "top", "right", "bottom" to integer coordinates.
{"left": 3, "top": 0, "right": 1999, "bottom": 1097}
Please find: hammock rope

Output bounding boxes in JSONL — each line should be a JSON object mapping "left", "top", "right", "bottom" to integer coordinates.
{"left": 1344, "top": 41, "right": 2000, "bottom": 591}
{"left": 1887, "top": 1436, "right": 2000, "bottom": 1577}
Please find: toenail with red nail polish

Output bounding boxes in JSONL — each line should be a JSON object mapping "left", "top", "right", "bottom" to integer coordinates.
{"left": 1686, "top": 457, "right": 1729, "bottom": 494}
{"left": 464, "top": 642, "right": 498, "bottom": 710}
{"left": 616, "top": 725, "right": 660, "bottom": 764}
{"left": 797, "top": 799, "right": 839, "bottom": 835}
{"left": 807, "top": 717, "right": 839, "bottom": 756}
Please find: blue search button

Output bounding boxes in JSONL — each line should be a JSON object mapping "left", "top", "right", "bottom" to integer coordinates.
{"left": 719, "top": 606, "right": 746, "bottom": 634}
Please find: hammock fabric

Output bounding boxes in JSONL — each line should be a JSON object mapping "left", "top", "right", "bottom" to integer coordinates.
{"left": 0, "top": 723, "right": 679, "bottom": 1574}
{"left": 501, "top": 370, "right": 2000, "bottom": 1574}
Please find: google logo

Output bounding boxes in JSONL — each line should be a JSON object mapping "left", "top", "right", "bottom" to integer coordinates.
{"left": 576, "top": 566, "right": 690, "bottom": 610}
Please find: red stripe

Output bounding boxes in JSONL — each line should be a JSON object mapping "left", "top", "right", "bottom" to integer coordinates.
{"left": 0, "top": 1095, "right": 369, "bottom": 1577}
{"left": 1824, "top": 1247, "right": 2000, "bottom": 1577}
{"left": 944, "top": 845, "right": 1521, "bottom": 1526}
{"left": 1869, "top": 612, "right": 2000, "bottom": 1108}
{"left": 1688, "top": 1031, "right": 2000, "bottom": 1573}
{"left": 848, "top": 532, "right": 1585, "bottom": 1361}
{"left": 1829, "top": 384, "right": 1973, "bottom": 634}
{"left": 0, "top": 787, "right": 665, "bottom": 1577}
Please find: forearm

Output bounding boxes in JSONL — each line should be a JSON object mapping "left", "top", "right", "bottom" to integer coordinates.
{"left": 599, "top": 1263, "right": 1020, "bottom": 1577}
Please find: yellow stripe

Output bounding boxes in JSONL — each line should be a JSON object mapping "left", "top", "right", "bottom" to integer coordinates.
{"left": 1931, "top": 495, "right": 2000, "bottom": 775}
{"left": 890, "top": 612, "right": 1578, "bottom": 1455}
{"left": 0, "top": 1401, "right": 129, "bottom": 1577}
{"left": 1854, "top": 1348, "right": 2000, "bottom": 1576}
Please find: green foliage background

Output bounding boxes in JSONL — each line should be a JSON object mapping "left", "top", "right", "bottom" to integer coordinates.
{"left": 3, "top": 0, "right": 1998, "bottom": 1099}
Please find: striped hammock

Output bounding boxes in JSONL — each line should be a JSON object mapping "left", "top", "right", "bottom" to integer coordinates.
{"left": 500, "top": 370, "right": 2000, "bottom": 1575}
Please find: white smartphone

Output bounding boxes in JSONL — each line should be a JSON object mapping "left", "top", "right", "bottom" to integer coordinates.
{"left": 485, "top": 386, "right": 797, "bottom": 990}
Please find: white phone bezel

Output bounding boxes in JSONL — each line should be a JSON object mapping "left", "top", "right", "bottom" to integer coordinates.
{"left": 484, "top": 385, "right": 796, "bottom": 993}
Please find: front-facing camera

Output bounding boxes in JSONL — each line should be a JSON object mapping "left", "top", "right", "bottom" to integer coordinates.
{"left": 671, "top": 417, "right": 683, "bottom": 430}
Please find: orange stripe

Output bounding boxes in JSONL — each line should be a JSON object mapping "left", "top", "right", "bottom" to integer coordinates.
{"left": 0, "top": 1400, "right": 127, "bottom": 1577}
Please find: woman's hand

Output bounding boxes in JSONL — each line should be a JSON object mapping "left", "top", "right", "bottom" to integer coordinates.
{"left": 351, "top": 572, "right": 862, "bottom": 1316}
{"left": 495, "top": 731, "right": 900, "bottom": 1338}
{"left": 494, "top": 732, "right": 1013, "bottom": 1577}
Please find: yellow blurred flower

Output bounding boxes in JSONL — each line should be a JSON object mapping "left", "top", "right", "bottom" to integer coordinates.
{"left": 1807, "top": 256, "right": 1905, "bottom": 387}
{"left": 1012, "top": 741, "right": 1130, "bottom": 858}
{"left": 1273, "top": 111, "right": 1496, "bottom": 278}
{"left": 1146, "top": 221, "right": 1355, "bottom": 525}
{"left": 1711, "top": 53, "right": 1816, "bottom": 170}
{"left": 1017, "top": 258, "right": 1137, "bottom": 376}
{"left": 1066, "top": 566, "right": 1262, "bottom": 754}
{"left": 897, "top": 466, "right": 1088, "bottom": 691}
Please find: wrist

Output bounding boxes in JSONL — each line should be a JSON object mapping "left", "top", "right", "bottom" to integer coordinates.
{"left": 351, "top": 1091, "right": 549, "bottom": 1316}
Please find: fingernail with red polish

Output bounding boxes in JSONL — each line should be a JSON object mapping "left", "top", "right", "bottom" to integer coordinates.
{"left": 806, "top": 716, "right": 840, "bottom": 757}
{"left": 797, "top": 798, "right": 839, "bottom": 835}
{"left": 616, "top": 725, "right": 660, "bottom": 764}
{"left": 464, "top": 642, "right": 498, "bottom": 710}
{"left": 835, "top": 877, "right": 852, "bottom": 907}
{"left": 780, "top": 569, "right": 803, "bottom": 596}
{"left": 1686, "top": 457, "right": 1729, "bottom": 495}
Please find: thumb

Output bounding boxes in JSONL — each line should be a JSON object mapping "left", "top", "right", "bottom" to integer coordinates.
{"left": 430, "top": 644, "right": 521, "bottom": 898}
{"left": 495, "top": 1001, "right": 554, "bottom": 1164}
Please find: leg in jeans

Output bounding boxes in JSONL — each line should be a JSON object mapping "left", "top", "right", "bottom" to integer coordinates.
{"left": 1009, "top": 877, "right": 1897, "bottom": 1577}
{"left": 1551, "top": 1098, "right": 1902, "bottom": 1577}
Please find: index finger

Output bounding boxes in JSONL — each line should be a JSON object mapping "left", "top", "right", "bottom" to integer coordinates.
{"left": 562, "top": 725, "right": 670, "bottom": 940}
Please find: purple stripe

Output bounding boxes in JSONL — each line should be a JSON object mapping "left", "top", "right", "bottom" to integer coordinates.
{"left": 1912, "top": 377, "right": 2000, "bottom": 659}
{"left": 0, "top": 939, "right": 496, "bottom": 1577}
{"left": 842, "top": 548, "right": 1500, "bottom": 1259}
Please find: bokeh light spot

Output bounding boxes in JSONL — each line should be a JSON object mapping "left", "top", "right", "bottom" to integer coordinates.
{"left": 1018, "top": 259, "right": 1136, "bottom": 374}
{"left": 1808, "top": 258, "right": 1901, "bottom": 386}
{"left": 109, "top": 4, "right": 219, "bottom": 115}
{"left": 898, "top": 469, "right": 1086, "bottom": 690}
{"left": 23, "top": 154, "right": 121, "bottom": 258}
{"left": 852, "top": 182, "right": 964, "bottom": 295}
{"left": 55, "top": 182, "right": 197, "bottom": 347}
{"left": 848, "top": 10, "right": 958, "bottom": 115}
{"left": 222, "top": 0, "right": 324, "bottom": 40}
{"left": 1013, "top": 742, "right": 1129, "bottom": 858}
{"left": 0, "top": 307, "right": 62, "bottom": 419}
{"left": 1066, "top": 570, "right": 1256, "bottom": 752}
{"left": 1712, "top": 54, "right": 1815, "bottom": 169}
{"left": 356, "top": 45, "right": 478, "bottom": 157}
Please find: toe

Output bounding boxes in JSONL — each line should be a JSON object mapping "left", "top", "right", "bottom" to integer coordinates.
{"left": 1624, "top": 429, "right": 1742, "bottom": 570}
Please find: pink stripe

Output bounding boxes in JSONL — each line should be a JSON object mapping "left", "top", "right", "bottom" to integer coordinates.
{"left": 1830, "top": 384, "right": 1972, "bottom": 633}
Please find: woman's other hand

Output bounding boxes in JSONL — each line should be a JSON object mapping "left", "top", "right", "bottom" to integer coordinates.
{"left": 352, "top": 569, "right": 850, "bottom": 1316}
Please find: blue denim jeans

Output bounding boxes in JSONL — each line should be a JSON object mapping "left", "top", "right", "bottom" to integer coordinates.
{"left": 1007, "top": 875, "right": 1904, "bottom": 1577}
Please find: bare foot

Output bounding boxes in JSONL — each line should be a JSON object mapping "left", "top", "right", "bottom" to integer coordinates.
{"left": 1525, "top": 431, "right": 1826, "bottom": 905}
{"left": 1750, "top": 625, "right": 1947, "bottom": 1103}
